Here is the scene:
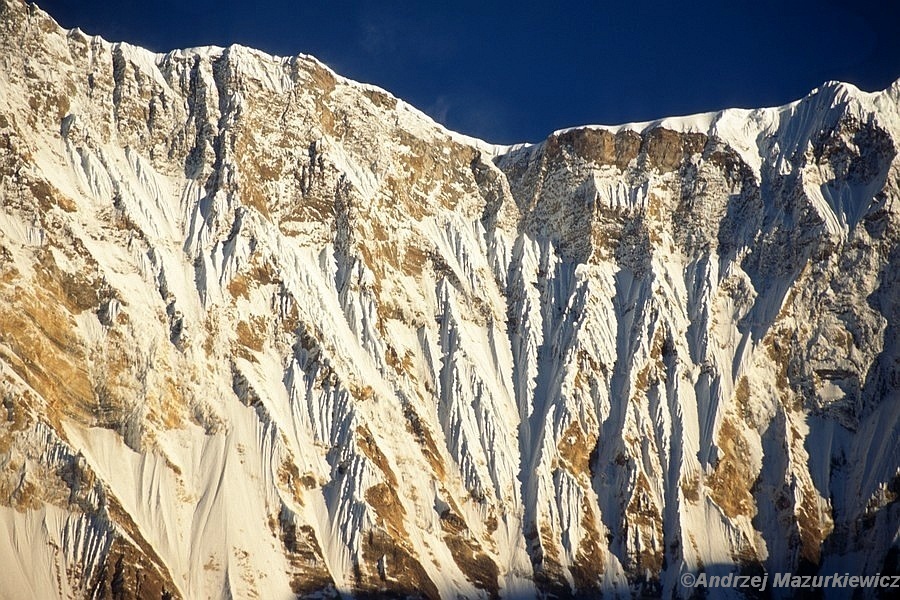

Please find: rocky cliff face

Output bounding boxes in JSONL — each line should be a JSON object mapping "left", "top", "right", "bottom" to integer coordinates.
{"left": 1, "top": 1, "right": 898, "bottom": 598}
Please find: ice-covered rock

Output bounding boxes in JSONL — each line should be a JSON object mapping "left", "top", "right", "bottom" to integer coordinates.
{"left": 0, "top": 0, "right": 898, "bottom": 597}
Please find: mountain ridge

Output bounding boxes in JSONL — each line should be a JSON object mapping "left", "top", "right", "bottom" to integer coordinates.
{"left": 1, "top": 0, "right": 899, "bottom": 598}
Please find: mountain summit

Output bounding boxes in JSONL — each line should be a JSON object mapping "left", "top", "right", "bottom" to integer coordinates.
{"left": 1, "top": 1, "right": 898, "bottom": 598}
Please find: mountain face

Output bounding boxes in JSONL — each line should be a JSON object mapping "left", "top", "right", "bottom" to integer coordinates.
{"left": 1, "top": 1, "right": 899, "bottom": 598}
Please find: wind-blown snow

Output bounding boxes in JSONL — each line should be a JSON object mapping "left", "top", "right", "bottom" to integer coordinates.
{"left": 0, "top": 1, "right": 898, "bottom": 598}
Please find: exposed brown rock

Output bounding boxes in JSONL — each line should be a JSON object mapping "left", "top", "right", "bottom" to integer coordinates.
{"left": 570, "top": 498, "right": 605, "bottom": 593}
{"left": 439, "top": 507, "right": 501, "bottom": 599}
{"left": 707, "top": 417, "right": 756, "bottom": 518}
{"left": 550, "top": 128, "right": 642, "bottom": 169}
{"left": 625, "top": 472, "right": 664, "bottom": 574}
{"left": 557, "top": 420, "right": 592, "bottom": 476}
{"left": 90, "top": 538, "right": 179, "bottom": 600}
{"left": 642, "top": 128, "right": 707, "bottom": 171}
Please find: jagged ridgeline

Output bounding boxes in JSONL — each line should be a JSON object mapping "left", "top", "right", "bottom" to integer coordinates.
{"left": 1, "top": 0, "right": 898, "bottom": 598}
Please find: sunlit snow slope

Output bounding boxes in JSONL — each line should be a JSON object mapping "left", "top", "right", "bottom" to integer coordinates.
{"left": 0, "top": 1, "right": 898, "bottom": 598}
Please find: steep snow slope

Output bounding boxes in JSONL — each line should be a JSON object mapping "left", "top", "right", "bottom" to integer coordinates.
{"left": 0, "top": 0, "right": 898, "bottom": 598}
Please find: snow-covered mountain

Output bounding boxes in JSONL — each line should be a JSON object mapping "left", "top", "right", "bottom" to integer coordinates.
{"left": 1, "top": 0, "right": 898, "bottom": 598}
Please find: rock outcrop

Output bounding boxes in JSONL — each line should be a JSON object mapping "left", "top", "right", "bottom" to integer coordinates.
{"left": 0, "top": 1, "right": 898, "bottom": 597}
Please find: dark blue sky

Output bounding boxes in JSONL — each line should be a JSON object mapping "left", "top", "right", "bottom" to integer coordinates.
{"left": 39, "top": 0, "right": 900, "bottom": 144}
